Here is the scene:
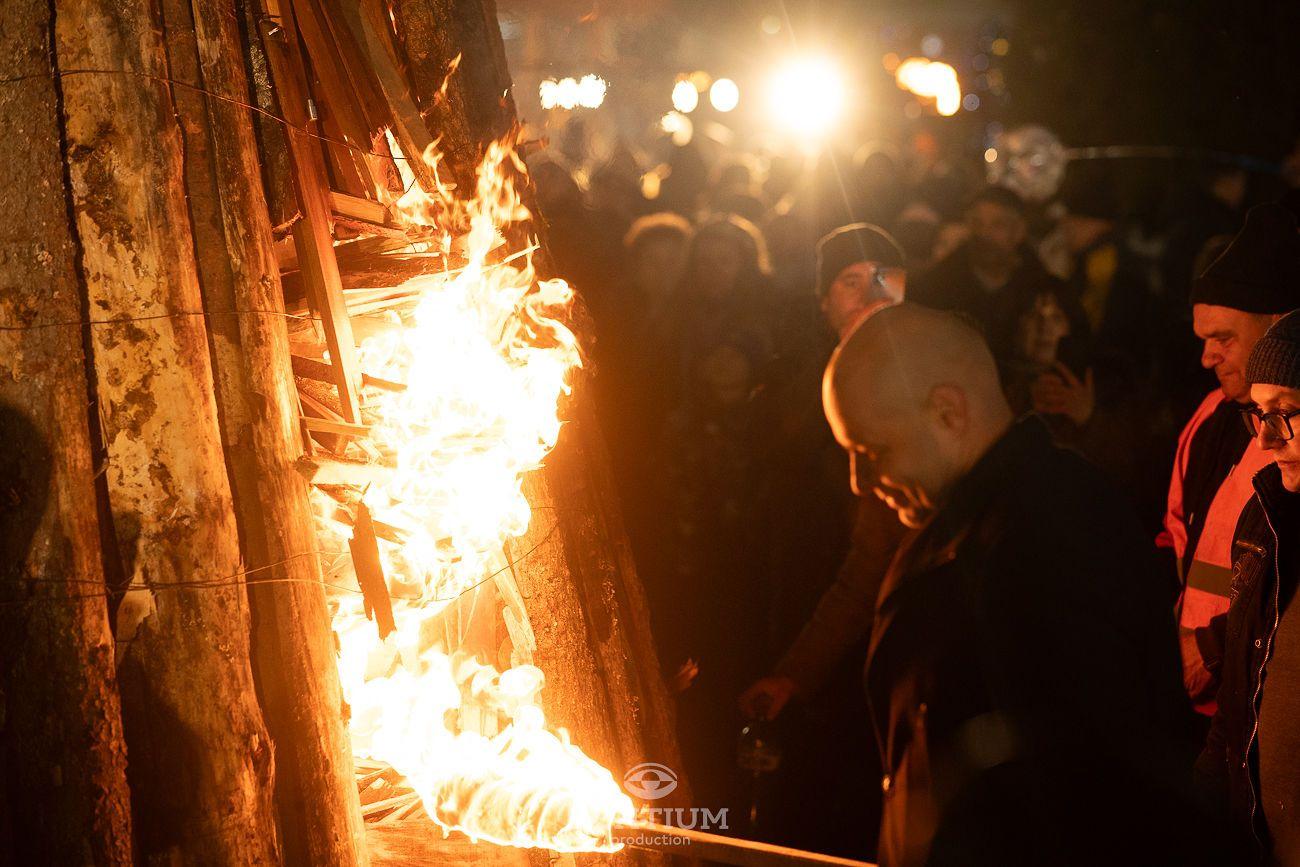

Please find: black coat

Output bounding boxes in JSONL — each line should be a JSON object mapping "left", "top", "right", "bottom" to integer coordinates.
{"left": 908, "top": 242, "right": 1074, "bottom": 363}
{"left": 866, "top": 416, "right": 1207, "bottom": 866}
{"left": 1196, "top": 462, "right": 1299, "bottom": 863}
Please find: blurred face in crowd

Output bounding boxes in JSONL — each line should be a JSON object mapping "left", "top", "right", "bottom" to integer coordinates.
{"left": 966, "top": 200, "right": 1026, "bottom": 268}
{"left": 1249, "top": 383, "right": 1300, "bottom": 492}
{"left": 633, "top": 236, "right": 688, "bottom": 299}
{"left": 1016, "top": 293, "right": 1072, "bottom": 367}
{"left": 1193, "top": 304, "right": 1279, "bottom": 402}
{"left": 821, "top": 261, "right": 905, "bottom": 339}
{"left": 692, "top": 236, "right": 744, "bottom": 302}
{"left": 699, "top": 344, "right": 754, "bottom": 409}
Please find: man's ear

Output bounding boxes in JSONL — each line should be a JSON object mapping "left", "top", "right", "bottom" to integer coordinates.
{"left": 926, "top": 383, "right": 968, "bottom": 435}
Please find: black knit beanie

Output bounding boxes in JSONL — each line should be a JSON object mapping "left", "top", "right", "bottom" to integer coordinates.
{"left": 815, "top": 223, "right": 904, "bottom": 298}
{"left": 1190, "top": 203, "right": 1300, "bottom": 313}
{"left": 1246, "top": 309, "right": 1300, "bottom": 389}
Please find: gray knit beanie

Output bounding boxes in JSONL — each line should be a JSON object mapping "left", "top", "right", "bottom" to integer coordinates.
{"left": 1246, "top": 309, "right": 1300, "bottom": 389}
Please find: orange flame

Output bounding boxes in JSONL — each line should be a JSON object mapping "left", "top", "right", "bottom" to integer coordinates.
{"left": 324, "top": 138, "right": 633, "bottom": 851}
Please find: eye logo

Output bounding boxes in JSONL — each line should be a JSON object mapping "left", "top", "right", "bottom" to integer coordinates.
{"left": 623, "top": 762, "right": 678, "bottom": 800}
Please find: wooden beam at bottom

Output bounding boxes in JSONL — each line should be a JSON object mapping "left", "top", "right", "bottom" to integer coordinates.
{"left": 613, "top": 821, "right": 876, "bottom": 867}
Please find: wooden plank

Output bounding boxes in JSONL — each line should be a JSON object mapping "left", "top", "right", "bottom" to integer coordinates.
{"left": 614, "top": 821, "right": 877, "bottom": 867}
{"left": 289, "top": 0, "right": 376, "bottom": 196}
{"left": 363, "top": 820, "right": 530, "bottom": 867}
{"left": 258, "top": 9, "right": 365, "bottom": 425}
{"left": 349, "top": 502, "right": 396, "bottom": 639}
{"left": 302, "top": 415, "right": 372, "bottom": 437}
{"left": 291, "top": 353, "right": 409, "bottom": 393}
{"left": 297, "top": 455, "right": 394, "bottom": 487}
{"left": 331, "top": 189, "right": 391, "bottom": 224}
{"left": 330, "top": 0, "right": 438, "bottom": 192}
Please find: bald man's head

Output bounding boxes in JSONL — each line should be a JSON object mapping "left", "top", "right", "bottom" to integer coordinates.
{"left": 823, "top": 303, "right": 1012, "bottom": 526}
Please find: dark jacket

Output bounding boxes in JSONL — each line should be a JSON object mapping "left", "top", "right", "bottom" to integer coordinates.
{"left": 867, "top": 416, "right": 1205, "bottom": 867}
{"left": 909, "top": 242, "right": 1069, "bottom": 362}
{"left": 1195, "top": 463, "right": 1300, "bottom": 863}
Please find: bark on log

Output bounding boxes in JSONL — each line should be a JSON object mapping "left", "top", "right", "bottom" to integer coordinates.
{"left": 161, "top": 0, "right": 367, "bottom": 862}
{"left": 54, "top": 0, "right": 280, "bottom": 861}
{"left": 389, "top": 0, "right": 518, "bottom": 192}
{"left": 512, "top": 372, "right": 691, "bottom": 821}
{"left": 0, "top": 3, "right": 133, "bottom": 861}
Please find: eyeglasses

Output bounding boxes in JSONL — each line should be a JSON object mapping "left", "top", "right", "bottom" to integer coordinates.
{"left": 873, "top": 267, "right": 906, "bottom": 304}
{"left": 1240, "top": 406, "right": 1300, "bottom": 442}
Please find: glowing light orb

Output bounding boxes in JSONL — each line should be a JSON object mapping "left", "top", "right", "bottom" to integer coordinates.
{"left": 671, "top": 79, "right": 699, "bottom": 113}
{"left": 894, "top": 57, "right": 961, "bottom": 117}
{"left": 710, "top": 78, "right": 740, "bottom": 112}
{"left": 766, "top": 56, "right": 846, "bottom": 138}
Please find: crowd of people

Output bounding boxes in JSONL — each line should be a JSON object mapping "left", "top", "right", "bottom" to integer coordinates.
{"left": 530, "top": 125, "right": 1300, "bottom": 865}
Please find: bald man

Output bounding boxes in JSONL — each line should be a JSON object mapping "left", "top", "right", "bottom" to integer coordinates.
{"left": 824, "top": 304, "right": 1211, "bottom": 867}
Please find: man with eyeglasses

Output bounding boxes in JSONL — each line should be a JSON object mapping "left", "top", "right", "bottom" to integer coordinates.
{"left": 1197, "top": 309, "right": 1300, "bottom": 865}
{"left": 1158, "top": 204, "right": 1300, "bottom": 723}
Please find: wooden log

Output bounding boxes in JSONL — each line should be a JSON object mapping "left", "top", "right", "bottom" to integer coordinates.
{"left": 614, "top": 822, "right": 876, "bottom": 867}
{"left": 0, "top": 3, "right": 134, "bottom": 861}
{"left": 388, "top": 0, "right": 519, "bottom": 192}
{"left": 54, "top": 0, "right": 280, "bottom": 860}
{"left": 330, "top": 0, "right": 439, "bottom": 192}
{"left": 162, "top": 0, "right": 368, "bottom": 862}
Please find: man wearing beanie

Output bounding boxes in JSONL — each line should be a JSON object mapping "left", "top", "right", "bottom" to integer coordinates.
{"left": 745, "top": 221, "right": 909, "bottom": 719}
{"left": 1159, "top": 203, "right": 1300, "bottom": 721}
{"left": 741, "top": 222, "right": 907, "bottom": 859}
{"left": 1197, "top": 310, "right": 1300, "bottom": 865}
{"left": 814, "top": 221, "right": 907, "bottom": 339}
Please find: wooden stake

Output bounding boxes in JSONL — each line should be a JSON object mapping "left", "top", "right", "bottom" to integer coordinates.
{"left": 55, "top": 0, "right": 279, "bottom": 858}
{"left": 163, "top": 0, "right": 369, "bottom": 860}
{"left": 0, "top": 2, "right": 133, "bottom": 860}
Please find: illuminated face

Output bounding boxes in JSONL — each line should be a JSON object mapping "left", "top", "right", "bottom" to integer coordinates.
{"left": 1193, "top": 305, "right": 1277, "bottom": 402}
{"left": 820, "top": 261, "right": 904, "bottom": 338}
{"left": 1249, "top": 383, "right": 1300, "bottom": 493}
{"left": 829, "top": 399, "right": 946, "bottom": 529}
{"left": 1016, "top": 293, "right": 1071, "bottom": 366}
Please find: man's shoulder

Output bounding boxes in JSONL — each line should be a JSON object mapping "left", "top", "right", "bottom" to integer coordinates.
{"left": 998, "top": 432, "right": 1147, "bottom": 555}
{"left": 1181, "top": 388, "right": 1228, "bottom": 438}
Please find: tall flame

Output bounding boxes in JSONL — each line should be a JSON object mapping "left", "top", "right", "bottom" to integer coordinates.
{"left": 324, "top": 139, "right": 634, "bottom": 851}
